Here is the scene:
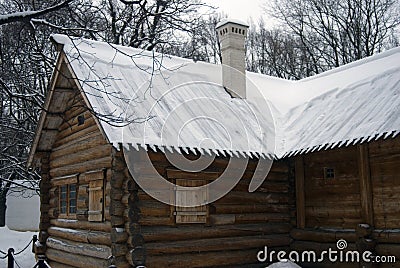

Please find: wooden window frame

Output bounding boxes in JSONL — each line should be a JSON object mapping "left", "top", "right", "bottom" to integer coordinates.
{"left": 324, "top": 167, "right": 335, "bottom": 179}
{"left": 59, "top": 183, "right": 77, "bottom": 219}
{"left": 53, "top": 174, "right": 78, "bottom": 219}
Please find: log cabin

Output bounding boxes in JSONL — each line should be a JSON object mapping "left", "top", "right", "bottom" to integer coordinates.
{"left": 28, "top": 19, "right": 400, "bottom": 268}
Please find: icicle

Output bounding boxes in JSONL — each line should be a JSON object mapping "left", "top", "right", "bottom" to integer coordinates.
{"left": 165, "top": 145, "right": 174, "bottom": 153}
{"left": 211, "top": 149, "right": 219, "bottom": 156}
{"left": 193, "top": 147, "right": 200, "bottom": 155}
{"left": 140, "top": 143, "right": 148, "bottom": 151}
{"left": 181, "top": 147, "right": 189, "bottom": 154}
{"left": 367, "top": 134, "right": 376, "bottom": 142}
{"left": 218, "top": 149, "right": 226, "bottom": 157}
{"left": 149, "top": 144, "right": 157, "bottom": 152}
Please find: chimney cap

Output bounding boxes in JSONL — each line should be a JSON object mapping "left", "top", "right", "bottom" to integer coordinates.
{"left": 216, "top": 18, "right": 249, "bottom": 29}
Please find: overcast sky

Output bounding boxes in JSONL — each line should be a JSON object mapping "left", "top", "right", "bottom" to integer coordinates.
{"left": 204, "top": 0, "right": 264, "bottom": 21}
{"left": 203, "top": 0, "right": 274, "bottom": 26}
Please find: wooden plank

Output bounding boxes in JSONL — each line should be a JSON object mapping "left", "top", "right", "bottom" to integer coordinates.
{"left": 56, "top": 116, "right": 97, "bottom": 141}
{"left": 368, "top": 136, "right": 400, "bottom": 157}
{"left": 139, "top": 223, "right": 292, "bottom": 242}
{"left": 46, "top": 237, "right": 111, "bottom": 259}
{"left": 290, "top": 228, "right": 356, "bottom": 243}
{"left": 58, "top": 109, "right": 90, "bottom": 132}
{"left": 51, "top": 174, "right": 79, "bottom": 186}
{"left": 305, "top": 206, "right": 361, "bottom": 219}
{"left": 51, "top": 132, "right": 106, "bottom": 157}
{"left": 81, "top": 170, "right": 104, "bottom": 182}
{"left": 373, "top": 230, "right": 400, "bottom": 243}
{"left": 144, "top": 249, "right": 269, "bottom": 268}
{"left": 50, "top": 144, "right": 112, "bottom": 168}
{"left": 89, "top": 179, "right": 104, "bottom": 222}
{"left": 175, "top": 179, "right": 207, "bottom": 224}
{"left": 37, "top": 130, "right": 59, "bottom": 151}
{"left": 49, "top": 157, "right": 112, "bottom": 178}
{"left": 167, "top": 169, "right": 220, "bottom": 180}
{"left": 46, "top": 248, "right": 109, "bottom": 268}
{"left": 295, "top": 156, "right": 305, "bottom": 229}
{"left": 50, "top": 219, "right": 111, "bottom": 232}
{"left": 213, "top": 203, "right": 289, "bottom": 214}
{"left": 357, "top": 144, "right": 374, "bottom": 226}
{"left": 53, "top": 124, "right": 100, "bottom": 148}
{"left": 48, "top": 226, "right": 111, "bottom": 245}
{"left": 146, "top": 234, "right": 291, "bottom": 255}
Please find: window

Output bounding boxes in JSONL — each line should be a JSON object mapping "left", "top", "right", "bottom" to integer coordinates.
{"left": 324, "top": 167, "right": 335, "bottom": 179}
{"left": 59, "top": 184, "right": 77, "bottom": 217}
{"left": 174, "top": 179, "right": 208, "bottom": 224}
{"left": 77, "top": 114, "right": 85, "bottom": 125}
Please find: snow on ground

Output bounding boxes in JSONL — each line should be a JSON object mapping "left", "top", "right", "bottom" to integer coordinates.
{"left": 267, "top": 260, "right": 302, "bottom": 268}
{"left": 0, "top": 226, "right": 38, "bottom": 268}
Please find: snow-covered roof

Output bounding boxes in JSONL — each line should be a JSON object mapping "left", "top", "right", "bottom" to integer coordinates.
{"left": 50, "top": 34, "right": 400, "bottom": 159}
{"left": 216, "top": 18, "right": 249, "bottom": 28}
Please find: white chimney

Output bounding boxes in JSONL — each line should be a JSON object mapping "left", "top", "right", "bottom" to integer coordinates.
{"left": 216, "top": 19, "right": 249, "bottom": 99}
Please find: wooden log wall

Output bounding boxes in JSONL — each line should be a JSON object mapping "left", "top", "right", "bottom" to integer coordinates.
{"left": 109, "top": 149, "right": 130, "bottom": 268}
{"left": 369, "top": 136, "right": 400, "bottom": 262}
{"left": 292, "top": 136, "right": 400, "bottom": 266}
{"left": 123, "top": 150, "right": 295, "bottom": 268}
{"left": 369, "top": 137, "right": 400, "bottom": 229}
{"left": 301, "top": 146, "right": 362, "bottom": 229}
{"left": 37, "top": 153, "right": 51, "bottom": 255}
{"left": 44, "top": 88, "right": 114, "bottom": 268}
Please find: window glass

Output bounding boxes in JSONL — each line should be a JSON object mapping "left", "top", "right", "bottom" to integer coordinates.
{"left": 60, "top": 185, "right": 67, "bottom": 214}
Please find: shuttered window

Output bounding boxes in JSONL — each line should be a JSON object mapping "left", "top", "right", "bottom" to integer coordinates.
{"left": 88, "top": 171, "right": 105, "bottom": 222}
{"left": 175, "top": 179, "right": 208, "bottom": 224}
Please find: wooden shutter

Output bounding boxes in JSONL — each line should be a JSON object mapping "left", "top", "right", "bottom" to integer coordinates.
{"left": 88, "top": 176, "right": 104, "bottom": 222}
{"left": 175, "top": 179, "right": 207, "bottom": 224}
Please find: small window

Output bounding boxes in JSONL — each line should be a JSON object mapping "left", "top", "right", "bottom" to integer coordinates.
{"left": 59, "top": 184, "right": 77, "bottom": 217}
{"left": 77, "top": 115, "right": 85, "bottom": 125}
{"left": 324, "top": 167, "right": 335, "bottom": 179}
{"left": 174, "top": 179, "right": 208, "bottom": 224}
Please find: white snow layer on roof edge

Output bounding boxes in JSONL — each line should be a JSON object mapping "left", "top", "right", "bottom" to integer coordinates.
{"left": 51, "top": 34, "right": 400, "bottom": 158}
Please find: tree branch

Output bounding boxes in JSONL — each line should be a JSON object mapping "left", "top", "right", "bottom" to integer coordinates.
{"left": 0, "top": 0, "right": 73, "bottom": 25}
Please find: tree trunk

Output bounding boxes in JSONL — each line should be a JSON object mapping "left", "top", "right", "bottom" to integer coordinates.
{"left": 0, "top": 191, "right": 7, "bottom": 227}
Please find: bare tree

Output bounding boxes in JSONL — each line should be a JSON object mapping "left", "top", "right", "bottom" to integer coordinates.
{"left": 0, "top": 0, "right": 211, "bottom": 226}
{"left": 161, "top": 13, "right": 223, "bottom": 64}
{"left": 246, "top": 20, "right": 316, "bottom": 79}
{"left": 96, "top": 0, "right": 211, "bottom": 50}
{"left": 265, "top": 0, "right": 400, "bottom": 74}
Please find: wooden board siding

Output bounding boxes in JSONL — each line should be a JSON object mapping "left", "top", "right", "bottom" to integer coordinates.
{"left": 369, "top": 136, "right": 400, "bottom": 229}
{"left": 43, "top": 85, "right": 114, "bottom": 267}
{"left": 122, "top": 150, "right": 295, "bottom": 268}
{"left": 292, "top": 136, "right": 400, "bottom": 266}
{"left": 302, "top": 146, "right": 362, "bottom": 229}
